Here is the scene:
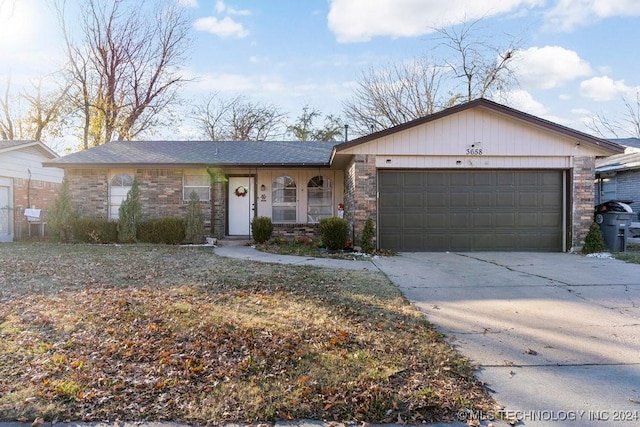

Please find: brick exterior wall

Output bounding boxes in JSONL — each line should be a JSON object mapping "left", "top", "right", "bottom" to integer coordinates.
{"left": 12, "top": 178, "right": 61, "bottom": 239}
{"left": 272, "top": 223, "right": 320, "bottom": 239}
{"left": 67, "top": 168, "right": 109, "bottom": 218}
{"left": 344, "top": 154, "right": 377, "bottom": 248}
{"left": 138, "top": 169, "right": 185, "bottom": 218}
{"left": 572, "top": 156, "right": 597, "bottom": 251}
{"left": 65, "top": 168, "right": 214, "bottom": 235}
{"left": 611, "top": 170, "right": 640, "bottom": 207}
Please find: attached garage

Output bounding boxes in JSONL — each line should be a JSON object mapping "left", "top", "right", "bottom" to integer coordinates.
{"left": 379, "top": 170, "right": 565, "bottom": 251}
{"left": 333, "top": 99, "right": 624, "bottom": 252}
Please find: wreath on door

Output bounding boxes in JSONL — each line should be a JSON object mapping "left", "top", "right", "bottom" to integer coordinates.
{"left": 234, "top": 185, "right": 249, "bottom": 197}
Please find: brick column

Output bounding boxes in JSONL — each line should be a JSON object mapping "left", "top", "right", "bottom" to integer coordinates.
{"left": 344, "top": 155, "right": 377, "bottom": 247}
{"left": 211, "top": 180, "right": 226, "bottom": 238}
{"left": 572, "top": 156, "right": 596, "bottom": 251}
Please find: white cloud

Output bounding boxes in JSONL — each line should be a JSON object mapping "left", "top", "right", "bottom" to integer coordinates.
{"left": 503, "top": 89, "right": 551, "bottom": 117}
{"left": 512, "top": 46, "right": 591, "bottom": 89}
{"left": 545, "top": 0, "right": 640, "bottom": 32}
{"left": 579, "top": 76, "right": 638, "bottom": 101}
{"left": 176, "top": 0, "right": 198, "bottom": 7}
{"left": 327, "top": 0, "right": 544, "bottom": 43}
{"left": 193, "top": 16, "right": 249, "bottom": 38}
{"left": 215, "top": 0, "right": 251, "bottom": 16}
{"left": 191, "top": 72, "right": 254, "bottom": 92}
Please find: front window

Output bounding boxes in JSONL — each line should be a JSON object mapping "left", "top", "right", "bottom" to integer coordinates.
{"left": 109, "top": 174, "right": 133, "bottom": 220}
{"left": 272, "top": 175, "right": 297, "bottom": 223}
{"left": 307, "top": 176, "right": 332, "bottom": 223}
{"left": 184, "top": 174, "right": 210, "bottom": 201}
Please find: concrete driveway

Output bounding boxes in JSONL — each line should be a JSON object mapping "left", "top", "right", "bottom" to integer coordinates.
{"left": 373, "top": 252, "right": 640, "bottom": 426}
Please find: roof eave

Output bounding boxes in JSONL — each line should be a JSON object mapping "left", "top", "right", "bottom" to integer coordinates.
{"left": 43, "top": 161, "right": 333, "bottom": 168}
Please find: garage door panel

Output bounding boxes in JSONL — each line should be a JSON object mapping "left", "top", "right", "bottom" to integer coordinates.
{"left": 494, "top": 213, "right": 515, "bottom": 227}
{"left": 426, "top": 213, "right": 447, "bottom": 227}
{"left": 426, "top": 192, "right": 447, "bottom": 207}
{"left": 473, "top": 192, "right": 494, "bottom": 206}
{"left": 450, "top": 193, "right": 470, "bottom": 207}
{"left": 379, "top": 170, "right": 564, "bottom": 252}
{"left": 473, "top": 213, "right": 493, "bottom": 227}
{"left": 451, "top": 213, "right": 472, "bottom": 228}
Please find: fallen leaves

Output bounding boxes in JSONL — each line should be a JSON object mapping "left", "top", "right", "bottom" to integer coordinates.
{"left": 0, "top": 243, "right": 495, "bottom": 424}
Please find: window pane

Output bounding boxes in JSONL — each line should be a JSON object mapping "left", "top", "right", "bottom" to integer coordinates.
{"left": 185, "top": 187, "right": 209, "bottom": 201}
{"left": 272, "top": 175, "right": 297, "bottom": 222}
{"left": 184, "top": 174, "right": 210, "bottom": 201}
{"left": 111, "top": 174, "right": 133, "bottom": 187}
{"left": 307, "top": 176, "right": 332, "bottom": 223}
{"left": 273, "top": 206, "right": 297, "bottom": 222}
{"left": 185, "top": 175, "right": 210, "bottom": 186}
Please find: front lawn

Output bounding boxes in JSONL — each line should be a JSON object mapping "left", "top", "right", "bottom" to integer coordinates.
{"left": 0, "top": 243, "right": 494, "bottom": 424}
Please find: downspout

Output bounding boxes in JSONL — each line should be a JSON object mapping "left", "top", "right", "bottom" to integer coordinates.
{"left": 27, "top": 168, "right": 31, "bottom": 208}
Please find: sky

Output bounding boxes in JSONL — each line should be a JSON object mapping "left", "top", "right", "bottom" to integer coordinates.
{"left": 0, "top": 0, "right": 639, "bottom": 152}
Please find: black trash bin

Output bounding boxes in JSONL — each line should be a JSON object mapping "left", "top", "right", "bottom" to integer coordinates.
{"left": 595, "top": 200, "right": 634, "bottom": 252}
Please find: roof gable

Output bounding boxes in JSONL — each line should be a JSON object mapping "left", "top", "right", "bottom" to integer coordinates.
{"left": 45, "top": 140, "right": 338, "bottom": 167}
{"left": 0, "top": 140, "right": 59, "bottom": 159}
{"left": 334, "top": 98, "right": 623, "bottom": 156}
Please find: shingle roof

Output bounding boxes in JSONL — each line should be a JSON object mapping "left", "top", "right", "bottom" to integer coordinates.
{"left": 609, "top": 138, "right": 640, "bottom": 149}
{"left": 44, "top": 140, "right": 338, "bottom": 167}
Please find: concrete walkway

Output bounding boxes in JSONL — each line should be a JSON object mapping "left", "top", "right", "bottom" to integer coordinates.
{"left": 372, "top": 252, "right": 640, "bottom": 427}
{"left": 214, "top": 244, "right": 379, "bottom": 271}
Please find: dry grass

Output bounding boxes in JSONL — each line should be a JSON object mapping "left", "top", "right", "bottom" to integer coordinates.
{"left": 0, "top": 243, "right": 495, "bottom": 424}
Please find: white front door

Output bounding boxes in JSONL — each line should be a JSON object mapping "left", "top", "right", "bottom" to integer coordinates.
{"left": 228, "top": 176, "right": 254, "bottom": 235}
{"left": 0, "top": 183, "right": 12, "bottom": 242}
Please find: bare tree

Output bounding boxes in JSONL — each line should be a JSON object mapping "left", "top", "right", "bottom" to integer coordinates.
{"left": 343, "top": 58, "right": 451, "bottom": 135}
{"left": 21, "top": 76, "right": 71, "bottom": 141}
{"left": 437, "top": 19, "right": 519, "bottom": 101}
{"left": 0, "top": 73, "right": 71, "bottom": 142}
{"left": 288, "top": 105, "right": 344, "bottom": 141}
{"left": 0, "top": 75, "right": 15, "bottom": 140}
{"left": 57, "top": 0, "right": 190, "bottom": 148}
{"left": 343, "top": 19, "right": 520, "bottom": 136}
{"left": 587, "top": 90, "right": 640, "bottom": 139}
{"left": 194, "top": 93, "right": 287, "bottom": 141}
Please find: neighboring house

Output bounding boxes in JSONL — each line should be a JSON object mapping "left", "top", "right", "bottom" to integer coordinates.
{"left": 0, "top": 140, "right": 64, "bottom": 242}
{"left": 44, "top": 99, "right": 623, "bottom": 252}
{"left": 595, "top": 138, "right": 640, "bottom": 209}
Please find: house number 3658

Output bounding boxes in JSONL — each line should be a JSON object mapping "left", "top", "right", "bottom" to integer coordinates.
{"left": 466, "top": 148, "right": 483, "bottom": 155}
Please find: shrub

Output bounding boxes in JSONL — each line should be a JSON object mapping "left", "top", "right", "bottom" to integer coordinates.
{"left": 48, "top": 178, "right": 77, "bottom": 243}
{"left": 581, "top": 222, "right": 607, "bottom": 254}
{"left": 360, "top": 217, "right": 375, "bottom": 253}
{"left": 118, "top": 177, "right": 143, "bottom": 243}
{"left": 72, "top": 218, "right": 118, "bottom": 243}
{"left": 252, "top": 216, "right": 273, "bottom": 243}
{"left": 137, "top": 218, "right": 186, "bottom": 244}
{"left": 184, "top": 191, "right": 205, "bottom": 244}
{"left": 319, "top": 217, "right": 349, "bottom": 250}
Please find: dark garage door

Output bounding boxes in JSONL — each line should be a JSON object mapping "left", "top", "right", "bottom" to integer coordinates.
{"left": 379, "top": 170, "right": 564, "bottom": 252}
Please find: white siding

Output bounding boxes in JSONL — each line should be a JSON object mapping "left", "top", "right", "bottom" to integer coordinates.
{"left": 255, "top": 169, "right": 344, "bottom": 222}
{"left": 0, "top": 147, "right": 63, "bottom": 183}
{"left": 340, "top": 108, "right": 610, "bottom": 158}
{"left": 376, "top": 155, "right": 573, "bottom": 169}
